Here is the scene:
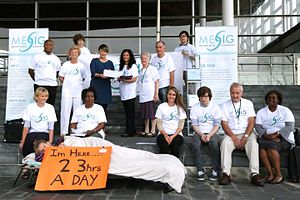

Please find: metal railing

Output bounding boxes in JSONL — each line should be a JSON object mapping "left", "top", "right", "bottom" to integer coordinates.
{"left": 0, "top": 53, "right": 298, "bottom": 85}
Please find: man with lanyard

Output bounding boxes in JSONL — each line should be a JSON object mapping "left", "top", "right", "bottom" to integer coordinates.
{"left": 28, "top": 39, "right": 61, "bottom": 106}
{"left": 219, "top": 82, "right": 264, "bottom": 186}
{"left": 174, "top": 31, "right": 197, "bottom": 85}
{"left": 151, "top": 41, "right": 175, "bottom": 103}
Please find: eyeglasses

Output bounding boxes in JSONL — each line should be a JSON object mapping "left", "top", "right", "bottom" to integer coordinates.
{"left": 200, "top": 95, "right": 210, "bottom": 98}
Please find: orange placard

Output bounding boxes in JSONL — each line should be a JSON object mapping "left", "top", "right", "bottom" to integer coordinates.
{"left": 35, "top": 146, "right": 112, "bottom": 191}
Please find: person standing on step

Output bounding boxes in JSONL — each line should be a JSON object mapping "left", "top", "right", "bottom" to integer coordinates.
{"left": 138, "top": 52, "right": 159, "bottom": 137}
{"left": 118, "top": 49, "right": 138, "bottom": 137}
{"left": 219, "top": 82, "right": 264, "bottom": 186}
{"left": 151, "top": 41, "right": 176, "bottom": 103}
{"left": 28, "top": 39, "right": 61, "bottom": 106}
{"left": 191, "top": 86, "right": 222, "bottom": 181}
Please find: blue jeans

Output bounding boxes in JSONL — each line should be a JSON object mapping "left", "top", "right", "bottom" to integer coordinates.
{"left": 158, "top": 86, "right": 169, "bottom": 103}
{"left": 192, "top": 133, "right": 220, "bottom": 171}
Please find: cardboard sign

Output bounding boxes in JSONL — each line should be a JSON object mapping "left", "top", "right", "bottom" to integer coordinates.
{"left": 35, "top": 146, "right": 112, "bottom": 191}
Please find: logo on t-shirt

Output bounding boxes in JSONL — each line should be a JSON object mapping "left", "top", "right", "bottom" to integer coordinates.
{"left": 165, "top": 111, "right": 179, "bottom": 121}
{"left": 83, "top": 113, "right": 95, "bottom": 121}
{"left": 33, "top": 113, "right": 48, "bottom": 123}
{"left": 155, "top": 59, "right": 165, "bottom": 70}
{"left": 262, "top": 116, "right": 283, "bottom": 126}
{"left": 198, "top": 113, "right": 214, "bottom": 123}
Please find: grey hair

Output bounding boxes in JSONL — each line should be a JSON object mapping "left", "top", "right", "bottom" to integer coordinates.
{"left": 230, "top": 82, "right": 243, "bottom": 92}
{"left": 141, "top": 51, "right": 151, "bottom": 60}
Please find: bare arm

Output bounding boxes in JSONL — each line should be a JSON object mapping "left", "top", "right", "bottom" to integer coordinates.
{"left": 169, "top": 71, "right": 174, "bottom": 86}
{"left": 59, "top": 76, "right": 64, "bottom": 83}
{"left": 28, "top": 68, "right": 35, "bottom": 81}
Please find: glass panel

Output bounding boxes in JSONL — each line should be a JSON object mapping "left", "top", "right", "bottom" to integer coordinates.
{"left": 39, "top": 3, "right": 86, "bottom": 17}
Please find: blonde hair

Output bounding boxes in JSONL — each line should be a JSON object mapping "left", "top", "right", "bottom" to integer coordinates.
{"left": 68, "top": 46, "right": 81, "bottom": 59}
{"left": 34, "top": 87, "right": 49, "bottom": 101}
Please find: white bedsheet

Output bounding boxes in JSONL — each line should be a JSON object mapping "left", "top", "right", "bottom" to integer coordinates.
{"left": 63, "top": 136, "right": 186, "bottom": 193}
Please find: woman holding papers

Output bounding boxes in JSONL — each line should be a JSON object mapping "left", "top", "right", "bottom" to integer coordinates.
{"left": 117, "top": 49, "right": 139, "bottom": 137}
{"left": 70, "top": 87, "right": 107, "bottom": 139}
{"left": 90, "top": 44, "right": 114, "bottom": 113}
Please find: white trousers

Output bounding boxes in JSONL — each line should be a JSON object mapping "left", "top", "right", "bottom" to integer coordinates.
{"left": 60, "top": 96, "right": 82, "bottom": 135}
{"left": 220, "top": 132, "right": 260, "bottom": 175}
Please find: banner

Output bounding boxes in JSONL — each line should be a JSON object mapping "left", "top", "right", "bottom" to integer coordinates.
{"left": 35, "top": 146, "right": 112, "bottom": 191}
{"left": 6, "top": 28, "right": 48, "bottom": 121}
{"left": 193, "top": 26, "right": 238, "bottom": 105}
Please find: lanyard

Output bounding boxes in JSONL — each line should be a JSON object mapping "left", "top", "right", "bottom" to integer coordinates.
{"left": 232, "top": 100, "right": 241, "bottom": 123}
{"left": 140, "top": 67, "right": 148, "bottom": 84}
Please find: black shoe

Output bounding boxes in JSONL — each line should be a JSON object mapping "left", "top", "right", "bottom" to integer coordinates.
{"left": 163, "top": 183, "right": 174, "bottom": 193}
{"left": 219, "top": 173, "right": 231, "bottom": 185}
{"left": 251, "top": 174, "right": 264, "bottom": 187}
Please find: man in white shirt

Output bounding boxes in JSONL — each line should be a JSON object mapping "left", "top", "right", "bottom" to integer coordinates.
{"left": 174, "top": 31, "right": 197, "bottom": 85}
{"left": 28, "top": 39, "right": 61, "bottom": 106}
{"left": 151, "top": 41, "right": 176, "bottom": 103}
{"left": 219, "top": 82, "right": 264, "bottom": 186}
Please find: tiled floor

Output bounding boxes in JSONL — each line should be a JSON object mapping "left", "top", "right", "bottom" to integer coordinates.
{"left": 1, "top": 176, "right": 300, "bottom": 200}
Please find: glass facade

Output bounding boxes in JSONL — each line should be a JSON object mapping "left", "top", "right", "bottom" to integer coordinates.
{"left": 0, "top": 0, "right": 299, "bottom": 84}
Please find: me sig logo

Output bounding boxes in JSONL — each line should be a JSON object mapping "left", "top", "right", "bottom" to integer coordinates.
{"left": 199, "top": 30, "right": 234, "bottom": 51}
{"left": 11, "top": 32, "right": 46, "bottom": 52}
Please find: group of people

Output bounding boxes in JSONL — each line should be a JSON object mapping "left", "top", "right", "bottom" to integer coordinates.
{"left": 18, "top": 30, "right": 296, "bottom": 192}
{"left": 190, "top": 83, "right": 295, "bottom": 187}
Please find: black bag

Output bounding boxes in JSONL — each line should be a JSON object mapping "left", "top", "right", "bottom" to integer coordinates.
{"left": 4, "top": 118, "right": 24, "bottom": 143}
{"left": 288, "top": 147, "right": 300, "bottom": 182}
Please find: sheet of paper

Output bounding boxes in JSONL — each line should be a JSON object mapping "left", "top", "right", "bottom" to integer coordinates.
{"left": 103, "top": 69, "right": 121, "bottom": 78}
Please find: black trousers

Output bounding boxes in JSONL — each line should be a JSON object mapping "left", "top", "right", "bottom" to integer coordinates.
{"left": 34, "top": 84, "right": 57, "bottom": 106}
{"left": 156, "top": 134, "right": 183, "bottom": 158}
{"left": 122, "top": 97, "right": 136, "bottom": 135}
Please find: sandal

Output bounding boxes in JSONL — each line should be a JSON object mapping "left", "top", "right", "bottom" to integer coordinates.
{"left": 146, "top": 132, "right": 156, "bottom": 137}
{"left": 139, "top": 132, "right": 148, "bottom": 137}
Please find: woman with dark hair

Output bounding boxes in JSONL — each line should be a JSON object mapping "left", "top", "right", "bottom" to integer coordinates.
{"left": 118, "top": 49, "right": 139, "bottom": 137}
{"left": 90, "top": 44, "right": 115, "bottom": 113}
{"left": 70, "top": 87, "right": 107, "bottom": 139}
{"left": 155, "top": 86, "right": 187, "bottom": 158}
{"left": 72, "top": 33, "right": 91, "bottom": 55}
{"left": 255, "top": 90, "right": 295, "bottom": 184}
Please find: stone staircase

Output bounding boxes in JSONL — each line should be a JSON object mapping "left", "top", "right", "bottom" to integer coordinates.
{"left": 0, "top": 84, "right": 299, "bottom": 177}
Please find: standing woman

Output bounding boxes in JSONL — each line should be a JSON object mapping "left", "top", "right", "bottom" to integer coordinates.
{"left": 90, "top": 44, "right": 114, "bottom": 113}
{"left": 59, "top": 46, "right": 86, "bottom": 136}
{"left": 255, "top": 90, "right": 295, "bottom": 184}
{"left": 118, "top": 49, "right": 139, "bottom": 137}
{"left": 73, "top": 33, "right": 91, "bottom": 55}
{"left": 138, "top": 52, "right": 159, "bottom": 137}
{"left": 155, "top": 86, "right": 187, "bottom": 158}
{"left": 19, "top": 87, "right": 57, "bottom": 157}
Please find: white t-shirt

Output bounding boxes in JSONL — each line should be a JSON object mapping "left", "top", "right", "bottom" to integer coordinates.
{"left": 22, "top": 103, "right": 57, "bottom": 133}
{"left": 221, "top": 98, "right": 256, "bottom": 135}
{"left": 150, "top": 54, "right": 176, "bottom": 89}
{"left": 190, "top": 101, "right": 223, "bottom": 133}
{"left": 71, "top": 104, "right": 107, "bottom": 134}
{"left": 30, "top": 51, "right": 61, "bottom": 86}
{"left": 80, "top": 47, "right": 91, "bottom": 55}
{"left": 59, "top": 61, "right": 86, "bottom": 97}
{"left": 256, "top": 105, "right": 295, "bottom": 136}
{"left": 155, "top": 102, "right": 187, "bottom": 136}
{"left": 119, "top": 64, "right": 139, "bottom": 101}
{"left": 174, "top": 44, "right": 197, "bottom": 71}
{"left": 138, "top": 65, "right": 159, "bottom": 103}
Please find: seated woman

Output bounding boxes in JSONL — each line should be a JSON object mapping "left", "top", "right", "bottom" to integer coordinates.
{"left": 70, "top": 87, "right": 107, "bottom": 138}
{"left": 155, "top": 86, "right": 187, "bottom": 158}
{"left": 255, "top": 90, "right": 295, "bottom": 184}
{"left": 24, "top": 137, "right": 186, "bottom": 193}
{"left": 19, "top": 87, "right": 57, "bottom": 158}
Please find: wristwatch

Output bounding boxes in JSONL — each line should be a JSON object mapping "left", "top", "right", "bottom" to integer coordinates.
{"left": 244, "top": 134, "right": 249, "bottom": 138}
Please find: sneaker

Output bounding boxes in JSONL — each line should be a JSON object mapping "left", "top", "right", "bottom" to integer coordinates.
{"left": 197, "top": 170, "right": 205, "bottom": 181}
{"left": 209, "top": 169, "right": 218, "bottom": 181}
